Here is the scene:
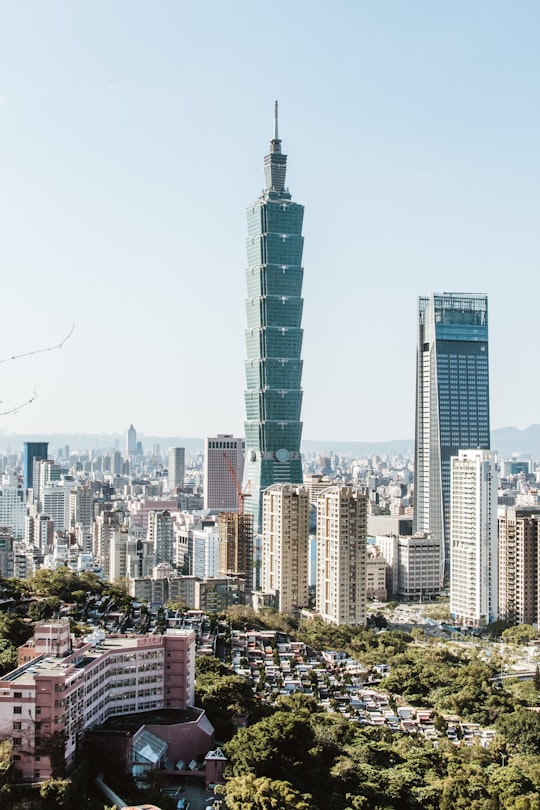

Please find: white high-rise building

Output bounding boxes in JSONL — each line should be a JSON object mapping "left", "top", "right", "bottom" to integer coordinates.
{"left": 450, "top": 449, "right": 497, "bottom": 626}
{"left": 261, "top": 484, "right": 309, "bottom": 615}
{"left": 203, "top": 435, "right": 245, "bottom": 511}
{"left": 193, "top": 526, "right": 220, "bottom": 578}
{"left": 168, "top": 447, "right": 185, "bottom": 492}
{"left": 316, "top": 486, "right": 367, "bottom": 626}
{"left": 147, "top": 510, "right": 174, "bottom": 566}
{"left": 0, "top": 474, "right": 26, "bottom": 539}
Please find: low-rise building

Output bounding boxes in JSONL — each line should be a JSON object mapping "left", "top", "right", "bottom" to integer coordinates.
{"left": 0, "top": 618, "right": 196, "bottom": 782}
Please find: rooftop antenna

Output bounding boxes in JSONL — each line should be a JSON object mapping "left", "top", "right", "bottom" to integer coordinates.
{"left": 273, "top": 100, "right": 278, "bottom": 141}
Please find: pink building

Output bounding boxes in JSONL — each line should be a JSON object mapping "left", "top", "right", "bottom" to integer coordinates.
{"left": 0, "top": 619, "right": 196, "bottom": 782}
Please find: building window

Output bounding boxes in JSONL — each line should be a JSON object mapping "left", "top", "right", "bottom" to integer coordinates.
{"left": 13, "top": 707, "right": 22, "bottom": 714}
{"left": 13, "top": 722, "right": 21, "bottom": 730}
{"left": 13, "top": 692, "right": 22, "bottom": 699}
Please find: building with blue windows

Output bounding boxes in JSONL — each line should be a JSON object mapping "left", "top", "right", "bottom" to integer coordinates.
{"left": 23, "top": 441, "right": 49, "bottom": 490}
{"left": 242, "top": 103, "right": 304, "bottom": 533}
{"left": 413, "top": 293, "right": 490, "bottom": 582}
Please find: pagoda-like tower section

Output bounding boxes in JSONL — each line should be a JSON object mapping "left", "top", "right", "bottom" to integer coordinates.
{"left": 243, "top": 103, "right": 304, "bottom": 533}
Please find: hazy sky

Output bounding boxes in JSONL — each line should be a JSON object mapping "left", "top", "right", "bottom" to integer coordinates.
{"left": 0, "top": 1, "right": 538, "bottom": 443}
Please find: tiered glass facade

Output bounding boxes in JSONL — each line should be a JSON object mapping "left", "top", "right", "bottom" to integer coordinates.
{"left": 243, "top": 104, "right": 304, "bottom": 533}
{"left": 413, "top": 293, "right": 490, "bottom": 581}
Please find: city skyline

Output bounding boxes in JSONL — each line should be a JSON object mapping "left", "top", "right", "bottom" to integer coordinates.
{"left": 1, "top": 2, "right": 539, "bottom": 441}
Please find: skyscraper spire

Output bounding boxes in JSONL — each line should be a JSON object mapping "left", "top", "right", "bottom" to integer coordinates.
{"left": 265, "top": 100, "right": 287, "bottom": 193}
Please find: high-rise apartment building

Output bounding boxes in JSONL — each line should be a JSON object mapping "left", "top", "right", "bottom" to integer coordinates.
{"left": 148, "top": 509, "right": 175, "bottom": 566}
{"left": 242, "top": 103, "right": 304, "bottom": 533}
{"left": 413, "top": 293, "right": 490, "bottom": 579}
{"left": 23, "top": 441, "right": 48, "bottom": 490}
{"left": 217, "top": 512, "right": 253, "bottom": 592}
{"left": 204, "top": 435, "right": 245, "bottom": 511}
{"left": 498, "top": 507, "right": 540, "bottom": 625}
{"left": 68, "top": 485, "right": 94, "bottom": 530}
{"left": 316, "top": 486, "right": 367, "bottom": 626}
{"left": 168, "top": 447, "right": 185, "bottom": 492}
{"left": 450, "top": 449, "right": 497, "bottom": 626}
{"left": 261, "top": 484, "right": 309, "bottom": 615}
{"left": 0, "top": 474, "right": 26, "bottom": 539}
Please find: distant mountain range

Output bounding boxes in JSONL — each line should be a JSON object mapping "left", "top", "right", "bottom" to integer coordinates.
{"left": 1, "top": 426, "right": 540, "bottom": 460}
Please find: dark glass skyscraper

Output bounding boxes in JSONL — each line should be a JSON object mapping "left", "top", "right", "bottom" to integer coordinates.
{"left": 243, "top": 103, "right": 304, "bottom": 533}
{"left": 413, "top": 293, "right": 490, "bottom": 581}
{"left": 23, "top": 441, "right": 49, "bottom": 490}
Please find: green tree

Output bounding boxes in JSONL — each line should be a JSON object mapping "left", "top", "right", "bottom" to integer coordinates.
{"left": 219, "top": 774, "right": 314, "bottom": 810}
{"left": 0, "top": 613, "right": 34, "bottom": 647}
{"left": 195, "top": 654, "right": 230, "bottom": 678}
{"left": 502, "top": 625, "right": 538, "bottom": 645}
{"left": 497, "top": 709, "right": 540, "bottom": 756}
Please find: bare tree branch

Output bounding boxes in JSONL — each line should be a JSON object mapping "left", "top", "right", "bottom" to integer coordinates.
{"left": 0, "top": 324, "right": 75, "bottom": 415}
{"left": 0, "top": 324, "right": 75, "bottom": 365}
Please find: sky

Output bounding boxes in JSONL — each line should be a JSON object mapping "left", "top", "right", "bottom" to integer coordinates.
{"left": 0, "top": 1, "right": 538, "bottom": 444}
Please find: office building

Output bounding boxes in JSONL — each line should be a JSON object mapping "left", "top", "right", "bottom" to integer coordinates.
{"left": 242, "top": 102, "right": 304, "bottom": 533}
{"left": 498, "top": 507, "right": 540, "bottom": 625}
{"left": 450, "top": 449, "right": 497, "bottom": 626}
{"left": 126, "top": 424, "right": 137, "bottom": 456}
{"left": 316, "top": 486, "right": 367, "bottom": 626}
{"left": 168, "top": 447, "right": 185, "bottom": 492}
{"left": 203, "top": 435, "right": 245, "bottom": 511}
{"left": 261, "top": 484, "right": 309, "bottom": 615}
{"left": 376, "top": 533, "right": 443, "bottom": 601}
{"left": 0, "top": 619, "right": 195, "bottom": 782}
{"left": 413, "top": 293, "right": 490, "bottom": 579}
{"left": 217, "top": 512, "right": 253, "bottom": 592}
{"left": 23, "top": 441, "right": 48, "bottom": 490}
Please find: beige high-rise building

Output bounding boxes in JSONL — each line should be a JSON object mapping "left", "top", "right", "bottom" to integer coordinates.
{"left": 262, "top": 484, "right": 309, "bottom": 615}
{"left": 316, "top": 486, "right": 367, "bottom": 626}
{"left": 218, "top": 512, "right": 253, "bottom": 592}
{"left": 498, "top": 507, "right": 540, "bottom": 625}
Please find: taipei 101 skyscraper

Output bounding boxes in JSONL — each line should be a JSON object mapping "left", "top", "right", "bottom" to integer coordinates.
{"left": 242, "top": 102, "right": 304, "bottom": 533}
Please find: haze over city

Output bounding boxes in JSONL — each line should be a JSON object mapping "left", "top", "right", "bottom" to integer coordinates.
{"left": 1, "top": 1, "right": 538, "bottom": 441}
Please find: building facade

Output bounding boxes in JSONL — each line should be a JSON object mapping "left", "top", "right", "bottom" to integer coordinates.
{"left": 23, "top": 441, "right": 48, "bottom": 490}
{"left": 203, "top": 435, "right": 245, "bottom": 511}
{"left": 413, "top": 293, "right": 490, "bottom": 580}
{"left": 261, "top": 484, "right": 309, "bottom": 615}
{"left": 450, "top": 449, "right": 497, "bottom": 626}
{"left": 242, "top": 103, "right": 304, "bottom": 533}
{"left": 168, "top": 448, "right": 185, "bottom": 492}
{"left": 498, "top": 507, "right": 540, "bottom": 625}
{"left": 0, "top": 619, "right": 195, "bottom": 783}
{"left": 316, "top": 486, "right": 367, "bottom": 625}
{"left": 217, "top": 512, "right": 253, "bottom": 592}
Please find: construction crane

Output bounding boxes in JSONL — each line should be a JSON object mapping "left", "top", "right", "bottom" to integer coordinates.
{"left": 222, "top": 452, "right": 251, "bottom": 514}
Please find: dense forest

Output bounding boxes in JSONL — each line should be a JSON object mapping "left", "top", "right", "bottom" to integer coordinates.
{"left": 1, "top": 576, "right": 540, "bottom": 808}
